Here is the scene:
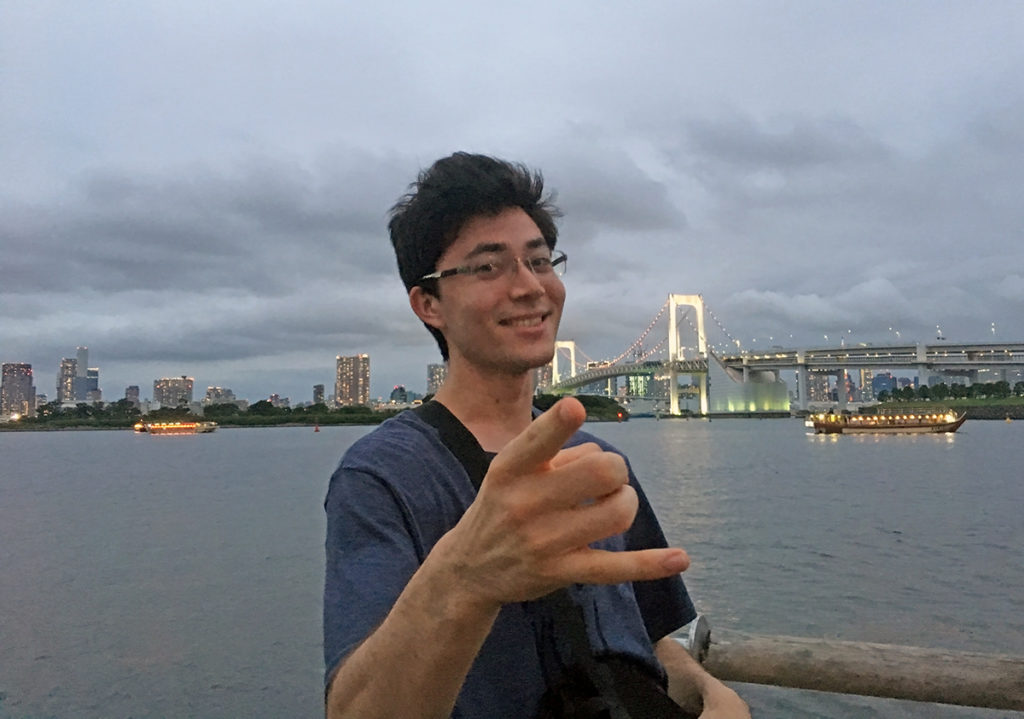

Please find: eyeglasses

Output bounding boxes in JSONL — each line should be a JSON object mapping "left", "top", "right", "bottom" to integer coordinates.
{"left": 419, "top": 249, "right": 567, "bottom": 284}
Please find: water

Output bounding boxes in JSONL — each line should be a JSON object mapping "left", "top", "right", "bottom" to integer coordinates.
{"left": 1, "top": 419, "right": 1022, "bottom": 718}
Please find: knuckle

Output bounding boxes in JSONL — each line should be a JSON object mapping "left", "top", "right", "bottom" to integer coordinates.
{"left": 608, "top": 487, "right": 638, "bottom": 535}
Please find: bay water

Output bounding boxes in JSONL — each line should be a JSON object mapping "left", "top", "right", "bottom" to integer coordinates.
{"left": 1, "top": 418, "right": 1022, "bottom": 718}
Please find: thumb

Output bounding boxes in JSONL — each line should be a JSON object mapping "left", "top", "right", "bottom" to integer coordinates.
{"left": 489, "top": 397, "right": 586, "bottom": 481}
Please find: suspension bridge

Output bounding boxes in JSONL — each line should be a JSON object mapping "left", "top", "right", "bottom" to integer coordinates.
{"left": 545, "top": 294, "right": 1024, "bottom": 415}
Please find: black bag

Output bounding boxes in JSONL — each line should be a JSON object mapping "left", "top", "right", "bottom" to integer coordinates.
{"left": 412, "top": 402, "right": 696, "bottom": 719}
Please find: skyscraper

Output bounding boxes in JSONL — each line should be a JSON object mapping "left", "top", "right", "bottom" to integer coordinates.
{"left": 426, "top": 363, "right": 447, "bottom": 395}
{"left": 1, "top": 363, "right": 37, "bottom": 418}
{"left": 57, "top": 357, "right": 77, "bottom": 404}
{"left": 125, "top": 386, "right": 140, "bottom": 407}
{"left": 313, "top": 384, "right": 325, "bottom": 405}
{"left": 86, "top": 368, "right": 101, "bottom": 403}
{"left": 153, "top": 376, "right": 194, "bottom": 407}
{"left": 335, "top": 354, "right": 370, "bottom": 407}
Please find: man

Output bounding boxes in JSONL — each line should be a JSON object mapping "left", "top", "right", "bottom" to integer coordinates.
{"left": 324, "top": 153, "right": 749, "bottom": 718}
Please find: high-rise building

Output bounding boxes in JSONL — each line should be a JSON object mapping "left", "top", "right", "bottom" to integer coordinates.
{"left": 86, "top": 368, "right": 101, "bottom": 403}
{"left": 125, "top": 386, "right": 140, "bottom": 407}
{"left": 807, "top": 373, "right": 831, "bottom": 403}
{"left": 204, "top": 386, "right": 237, "bottom": 405}
{"left": 532, "top": 364, "right": 552, "bottom": 393}
{"left": 76, "top": 347, "right": 88, "bottom": 378}
{"left": 57, "top": 357, "right": 77, "bottom": 403}
{"left": 335, "top": 354, "right": 370, "bottom": 406}
{"left": 427, "top": 363, "right": 447, "bottom": 395}
{"left": 859, "top": 369, "right": 875, "bottom": 401}
{"left": 68, "top": 347, "right": 93, "bottom": 401}
{"left": 153, "top": 376, "right": 194, "bottom": 407}
{"left": 1, "top": 363, "right": 37, "bottom": 418}
{"left": 313, "top": 384, "right": 325, "bottom": 405}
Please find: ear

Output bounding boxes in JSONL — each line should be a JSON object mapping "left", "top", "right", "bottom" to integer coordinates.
{"left": 409, "top": 286, "right": 445, "bottom": 330}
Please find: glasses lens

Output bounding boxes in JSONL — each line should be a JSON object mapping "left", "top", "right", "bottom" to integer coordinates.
{"left": 552, "top": 251, "right": 566, "bottom": 277}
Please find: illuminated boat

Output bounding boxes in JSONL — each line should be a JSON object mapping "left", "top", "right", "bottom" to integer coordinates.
{"left": 810, "top": 411, "right": 966, "bottom": 435}
{"left": 134, "top": 421, "right": 218, "bottom": 435}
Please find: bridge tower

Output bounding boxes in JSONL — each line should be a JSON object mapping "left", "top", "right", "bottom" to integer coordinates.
{"left": 668, "top": 294, "right": 709, "bottom": 415}
{"left": 551, "top": 340, "right": 577, "bottom": 386}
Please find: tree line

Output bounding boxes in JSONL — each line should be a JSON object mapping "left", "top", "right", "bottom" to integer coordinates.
{"left": 878, "top": 380, "right": 1024, "bottom": 403}
{"left": 8, "top": 399, "right": 397, "bottom": 429}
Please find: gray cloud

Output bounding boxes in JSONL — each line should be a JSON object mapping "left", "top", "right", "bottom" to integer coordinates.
{"left": 3, "top": 2, "right": 1024, "bottom": 401}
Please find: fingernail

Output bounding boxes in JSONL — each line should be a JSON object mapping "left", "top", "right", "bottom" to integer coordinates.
{"left": 661, "top": 550, "right": 689, "bottom": 573}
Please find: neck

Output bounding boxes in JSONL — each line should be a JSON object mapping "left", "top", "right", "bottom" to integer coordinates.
{"left": 431, "top": 358, "right": 538, "bottom": 453}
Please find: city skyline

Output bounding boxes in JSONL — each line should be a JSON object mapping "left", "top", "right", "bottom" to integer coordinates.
{"left": 3, "top": 4, "right": 1023, "bottom": 404}
{"left": 5, "top": 333, "right": 1023, "bottom": 412}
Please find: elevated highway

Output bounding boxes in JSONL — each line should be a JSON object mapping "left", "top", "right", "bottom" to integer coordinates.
{"left": 548, "top": 359, "right": 708, "bottom": 393}
{"left": 718, "top": 342, "right": 1024, "bottom": 411}
{"left": 717, "top": 342, "right": 1024, "bottom": 372}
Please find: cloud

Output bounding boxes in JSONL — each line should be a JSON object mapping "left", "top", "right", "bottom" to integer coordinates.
{"left": 3, "top": 2, "right": 1024, "bottom": 400}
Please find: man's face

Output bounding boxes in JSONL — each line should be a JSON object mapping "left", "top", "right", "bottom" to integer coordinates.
{"left": 425, "top": 207, "right": 565, "bottom": 377}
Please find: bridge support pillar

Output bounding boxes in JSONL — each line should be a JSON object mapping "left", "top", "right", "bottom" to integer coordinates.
{"left": 552, "top": 340, "right": 577, "bottom": 386}
{"left": 836, "top": 370, "right": 848, "bottom": 412}
{"left": 796, "top": 353, "right": 808, "bottom": 411}
{"left": 668, "top": 294, "right": 709, "bottom": 415}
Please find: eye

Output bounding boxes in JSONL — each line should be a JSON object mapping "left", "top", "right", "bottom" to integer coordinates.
{"left": 470, "top": 261, "right": 501, "bottom": 278}
{"left": 527, "top": 256, "right": 553, "bottom": 272}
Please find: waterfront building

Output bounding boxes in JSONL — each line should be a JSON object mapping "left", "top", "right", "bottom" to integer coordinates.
{"left": 57, "top": 357, "right": 77, "bottom": 403}
{"left": 313, "top": 384, "right": 325, "bottom": 405}
{"left": 204, "top": 386, "right": 236, "bottom": 404}
{"left": 627, "top": 374, "right": 650, "bottom": 397}
{"left": 86, "top": 368, "right": 101, "bottom": 403}
{"left": 153, "top": 376, "right": 194, "bottom": 408}
{"left": 532, "top": 364, "right": 552, "bottom": 393}
{"left": 73, "top": 347, "right": 89, "bottom": 401}
{"left": 389, "top": 385, "right": 408, "bottom": 403}
{"left": 859, "top": 369, "right": 874, "bottom": 401}
{"left": 427, "top": 363, "right": 447, "bottom": 395}
{"left": 806, "top": 373, "right": 831, "bottom": 403}
{"left": 335, "top": 354, "right": 370, "bottom": 407}
{"left": 1, "top": 363, "right": 37, "bottom": 418}
{"left": 268, "top": 393, "right": 290, "bottom": 408}
{"left": 872, "top": 372, "right": 897, "bottom": 397}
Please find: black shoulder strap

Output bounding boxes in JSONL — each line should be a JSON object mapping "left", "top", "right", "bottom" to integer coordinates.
{"left": 412, "top": 401, "right": 492, "bottom": 489}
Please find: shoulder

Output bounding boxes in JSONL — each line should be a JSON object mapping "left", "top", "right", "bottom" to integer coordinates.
{"left": 326, "top": 410, "right": 473, "bottom": 524}
{"left": 338, "top": 410, "right": 450, "bottom": 475}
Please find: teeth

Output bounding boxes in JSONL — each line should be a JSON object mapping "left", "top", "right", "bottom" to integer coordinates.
{"left": 505, "top": 316, "right": 542, "bottom": 327}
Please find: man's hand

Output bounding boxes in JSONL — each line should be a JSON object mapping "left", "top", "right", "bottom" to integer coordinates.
{"left": 430, "top": 397, "right": 690, "bottom": 611}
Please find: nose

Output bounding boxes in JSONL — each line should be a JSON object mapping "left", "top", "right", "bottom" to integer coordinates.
{"left": 507, "top": 257, "right": 547, "bottom": 295}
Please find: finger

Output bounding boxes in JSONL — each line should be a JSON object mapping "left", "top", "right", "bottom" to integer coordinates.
{"left": 527, "top": 483, "right": 638, "bottom": 552}
{"left": 548, "top": 441, "right": 602, "bottom": 469}
{"left": 490, "top": 397, "right": 586, "bottom": 479}
{"left": 560, "top": 547, "right": 690, "bottom": 586}
{"left": 544, "top": 452, "right": 630, "bottom": 507}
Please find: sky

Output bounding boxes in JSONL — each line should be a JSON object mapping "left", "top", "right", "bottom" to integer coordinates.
{"left": 3, "top": 1, "right": 1023, "bottom": 403}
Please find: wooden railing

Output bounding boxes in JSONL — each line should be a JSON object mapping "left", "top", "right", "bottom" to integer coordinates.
{"left": 678, "top": 629, "right": 1024, "bottom": 711}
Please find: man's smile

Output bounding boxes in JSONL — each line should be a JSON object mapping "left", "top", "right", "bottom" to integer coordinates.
{"left": 498, "top": 312, "right": 550, "bottom": 328}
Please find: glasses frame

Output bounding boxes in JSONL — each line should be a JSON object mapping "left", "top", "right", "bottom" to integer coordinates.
{"left": 418, "top": 249, "right": 567, "bottom": 284}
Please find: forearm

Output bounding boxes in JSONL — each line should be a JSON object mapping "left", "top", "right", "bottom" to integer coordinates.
{"left": 326, "top": 549, "right": 501, "bottom": 719}
{"left": 654, "top": 636, "right": 749, "bottom": 718}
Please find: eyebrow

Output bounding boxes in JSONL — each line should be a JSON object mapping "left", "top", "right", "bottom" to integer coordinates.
{"left": 462, "top": 237, "right": 547, "bottom": 260}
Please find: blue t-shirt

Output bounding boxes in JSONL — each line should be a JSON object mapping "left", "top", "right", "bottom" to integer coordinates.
{"left": 323, "top": 409, "right": 695, "bottom": 718}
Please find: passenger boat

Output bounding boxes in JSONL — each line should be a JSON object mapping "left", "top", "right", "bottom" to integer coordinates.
{"left": 134, "top": 421, "right": 218, "bottom": 435}
{"left": 810, "top": 411, "right": 966, "bottom": 435}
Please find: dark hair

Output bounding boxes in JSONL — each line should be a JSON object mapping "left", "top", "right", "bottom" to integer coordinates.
{"left": 388, "top": 152, "right": 561, "bottom": 360}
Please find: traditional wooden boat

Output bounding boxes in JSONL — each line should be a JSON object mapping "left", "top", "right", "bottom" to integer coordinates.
{"left": 134, "top": 421, "right": 218, "bottom": 435}
{"left": 810, "top": 411, "right": 966, "bottom": 435}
